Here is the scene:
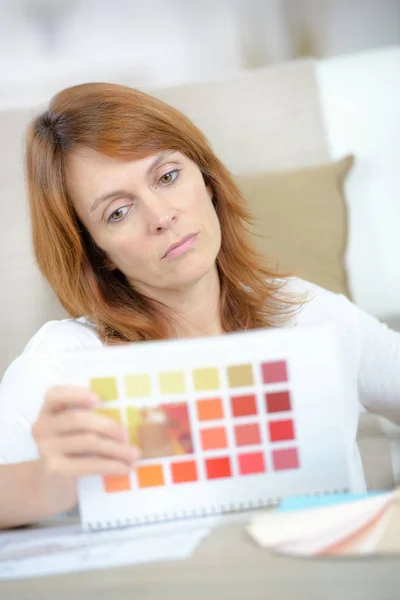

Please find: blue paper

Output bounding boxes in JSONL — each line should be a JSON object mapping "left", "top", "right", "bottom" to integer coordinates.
{"left": 277, "top": 491, "right": 386, "bottom": 512}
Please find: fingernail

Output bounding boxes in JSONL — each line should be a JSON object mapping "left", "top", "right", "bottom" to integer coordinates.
{"left": 131, "top": 446, "right": 142, "bottom": 461}
{"left": 88, "top": 393, "right": 99, "bottom": 405}
{"left": 120, "top": 427, "right": 128, "bottom": 442}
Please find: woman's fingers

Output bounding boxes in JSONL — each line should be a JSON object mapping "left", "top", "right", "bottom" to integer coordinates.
{"left": 41, "top": 433, "right": 140, "bottom": 465}
{"left": 46, "top": 455, "right": 133, "bottom": 478}
{"left": 33, "top": 409, "right": 124, "bottom": 442}
{"left": 43, "top": 386, "right": 98, "bottom": 413}
{"left": 32, "top": 385, "right": 141, "bottom": 481}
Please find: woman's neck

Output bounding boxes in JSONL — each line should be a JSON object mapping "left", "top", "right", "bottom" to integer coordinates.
{"left": 138, "top": 267, "right": 223, "bottom": 339}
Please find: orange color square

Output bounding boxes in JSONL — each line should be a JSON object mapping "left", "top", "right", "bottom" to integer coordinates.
{"left": 196, "top": 398, "right": 224, "bottom": 421}
{"left": 137, "top": 464, "right": 165, "bottom": 488}
{"left": 171, "top": 460, "right": 198, "bottom": 484}
{"left": 200, "top": 427, "right": 227, "bottom": 450}
{"left": 103, "top": 474, "right": 131, "bottom": 493}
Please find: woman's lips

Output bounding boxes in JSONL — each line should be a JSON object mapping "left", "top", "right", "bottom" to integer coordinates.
{"left": 163, "top": 233, "right": 198, "bottom": 259}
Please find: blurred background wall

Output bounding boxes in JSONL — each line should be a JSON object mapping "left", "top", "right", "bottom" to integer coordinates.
{"left": 0, "top": 0, "right": 399, "bottom": 108}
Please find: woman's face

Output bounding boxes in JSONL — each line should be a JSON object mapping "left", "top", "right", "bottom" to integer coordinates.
{"left": 66, "top": 148, "right": 221, "bottom": 295}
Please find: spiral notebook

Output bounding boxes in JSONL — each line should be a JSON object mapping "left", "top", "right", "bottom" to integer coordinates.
{"left": 61, "top": 324, "right": 354, "bottom": 531}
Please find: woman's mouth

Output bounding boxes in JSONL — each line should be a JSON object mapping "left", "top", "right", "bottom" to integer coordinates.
{"left": 162, "top": 233, "right": 198, "bottom": 259}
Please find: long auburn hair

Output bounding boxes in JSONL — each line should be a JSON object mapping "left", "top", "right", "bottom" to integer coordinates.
{"left": 26, "top": 82, "right": 296, "bottom": 343}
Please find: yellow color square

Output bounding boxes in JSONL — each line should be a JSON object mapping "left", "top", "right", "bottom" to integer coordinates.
{"left": 90, "top": 377, "right": 118, "bottom": 401}
{"left": 192, "top": 368, "right": 220, "bottom": 391}
{"left": 126, "top": 406, "right": 143, "bottom": 446}
{"left": 227, "top": 364, "right": 254, "bottom": 388}
{"left": 125, "top": 374, "right": 151, "bottom": 397}
{"left": 159, "top": 371, "right": 185, "bottom": 395}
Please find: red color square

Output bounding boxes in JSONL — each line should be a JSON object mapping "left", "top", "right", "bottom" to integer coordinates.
{"left": 269, "top": 419, "right": 295, "bottom": 442}
{"left": 261, "top": 360, "right": 288, "bottom": 384}
{"left": 234, "top": 423, "right": 261, "bottom": 446}
{"left": 238, "top": 452, "right": 266, "bottom": 475}
{"left": 272, "top": 448, "right": 300, "bottom": 471}
{"left": 231, "top": 395, "right": 257, "bottom": 417}
{"left": 266, "top": 391, "right": 291, "bottom": 413}
{"left": 205, "top": 457, "right": 232, "bottom": 479}
{"left": 171, "top": 460, "right": 198, "bottom": 484}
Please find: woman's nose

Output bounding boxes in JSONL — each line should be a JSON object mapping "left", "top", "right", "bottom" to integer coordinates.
{"left": 154, "top": 212, "right": 177, "bottom": 233}
{"left": 144, "top": 194, "right": 178, "bottom": 234}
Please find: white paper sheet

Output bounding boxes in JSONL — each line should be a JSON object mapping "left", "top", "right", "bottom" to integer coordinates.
{"left": 0, "top": 517, "right": 215, "bottom": 580}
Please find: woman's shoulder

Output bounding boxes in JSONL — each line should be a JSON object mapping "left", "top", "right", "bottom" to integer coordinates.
{"left": 280, "top": 276, "right": 344, "bottom": 299}
{"left": 22, "top": 315, "right": 103, "bottom": 357}
{"left": 279, "top": 277, "right": 357, "bottom": 329}
{"left": 0, "top": 316, "right": 103, "bottom": 463}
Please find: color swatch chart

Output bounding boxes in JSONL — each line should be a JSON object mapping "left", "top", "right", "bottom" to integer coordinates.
{"left": 91, "top": 357, "right": 300, "bottom": 496}
{"left": 68, "top": 325, "right": 352, "bottom": 529}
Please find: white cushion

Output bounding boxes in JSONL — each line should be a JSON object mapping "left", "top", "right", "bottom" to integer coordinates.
{"left": 316, "top": 46, "right": 400, "bottom": 320}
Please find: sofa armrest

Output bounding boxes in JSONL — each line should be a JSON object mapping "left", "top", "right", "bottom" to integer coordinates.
{"left": 357, "top": 414, "right": 396, "bottom": 491}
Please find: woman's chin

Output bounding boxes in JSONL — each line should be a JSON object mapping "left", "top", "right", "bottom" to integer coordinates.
{"left": 166, "top": 258, "right": 217, "bottom": 288}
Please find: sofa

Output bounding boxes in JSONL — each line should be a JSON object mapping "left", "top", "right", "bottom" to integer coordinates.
{"left": 0, "top": 47, "right": 399, "bottom": 489}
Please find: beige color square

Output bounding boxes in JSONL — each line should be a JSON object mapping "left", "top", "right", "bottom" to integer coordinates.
{"left": 227, "top": 364, "right": 254, "bottom": 388}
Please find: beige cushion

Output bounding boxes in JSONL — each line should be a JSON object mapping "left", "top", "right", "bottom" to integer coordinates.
{"left": 237, "top": 156, "right": 354, "bottom": 298}
{"left": 150, "top": 59, "right": 330, "bottom": 174}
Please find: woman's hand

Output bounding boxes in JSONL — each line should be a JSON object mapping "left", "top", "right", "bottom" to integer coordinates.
{"left": 31, "top": 386, "right": 139, "bottom": 515}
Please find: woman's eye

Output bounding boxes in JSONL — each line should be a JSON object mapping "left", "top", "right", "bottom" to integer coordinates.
{"left": 159, "top": 169, "right": 179, "bottom": 185}
{"left": 107, "top": 206, "right": 129, "bottom": 223}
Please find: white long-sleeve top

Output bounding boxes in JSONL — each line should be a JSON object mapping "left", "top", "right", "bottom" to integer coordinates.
{"left": 1, "top": 278, "right": 399, "bottom": 492}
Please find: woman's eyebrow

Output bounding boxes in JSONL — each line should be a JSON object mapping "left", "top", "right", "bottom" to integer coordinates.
{"left": 90, "top": 189, "right": 133, "bottom": 214}
{"left": 90, "top": 151, "right": 177, "bottom": 214}
{"left": 145, "top": 150, "right": 175, "bottom": 176}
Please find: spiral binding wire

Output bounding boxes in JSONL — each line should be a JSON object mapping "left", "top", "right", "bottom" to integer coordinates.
{"left": 84, "top": 487, "right": 350, "bottom": 531}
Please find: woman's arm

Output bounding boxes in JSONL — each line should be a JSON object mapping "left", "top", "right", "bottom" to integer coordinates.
{"left": 0, "top": 460, "right": 77, "bottom": 529}
{"left": 290, "top": 278, "right": 400, "bottom": 423}
{"left": 356, "top": 305, "right": 400, "bottom": 424}
{"left": 0, "top": 386, "right": 140, "bottom": 530}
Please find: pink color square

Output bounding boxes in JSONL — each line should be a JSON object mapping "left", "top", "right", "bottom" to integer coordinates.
{"left": 238, "top": 452, "right": 266, "bottom": 475}
{"left": 268, "top": 419, "right": 295, "bottom": 442}
{"left": 234, "top": 423, "right": 261, "bottom": 446}
{"left": 266, "top": 391, "right": 291, "bottom": 413}
{"left": 261, "top": 360, "right": 288, "bottom": 384}
{"left": 272, "top": 448, "right": 300, "bottom": 471}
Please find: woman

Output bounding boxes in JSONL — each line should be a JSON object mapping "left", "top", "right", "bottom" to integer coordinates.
{"left": 0, "top": 83, "right": 399, "bottom": 529}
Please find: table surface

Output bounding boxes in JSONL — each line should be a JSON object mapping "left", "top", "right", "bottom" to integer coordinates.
{"left": 1, "top": 517, "right": 400, "bottom": 600}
